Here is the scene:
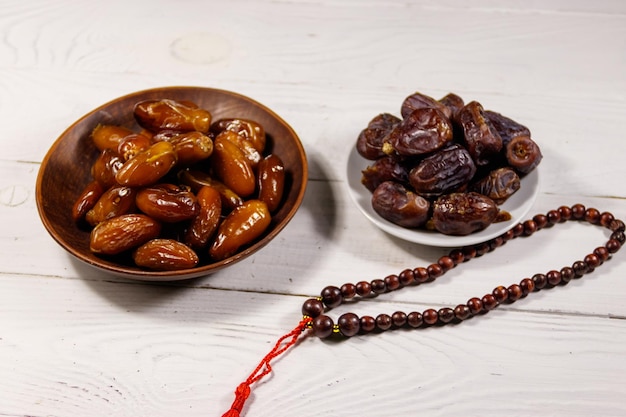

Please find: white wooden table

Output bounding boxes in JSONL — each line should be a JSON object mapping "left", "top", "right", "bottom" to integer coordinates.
{"left": 2, "top": 1, "right": 625, "bottom": 416}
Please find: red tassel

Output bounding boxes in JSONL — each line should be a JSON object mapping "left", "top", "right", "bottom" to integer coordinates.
{"left": 220, "top": 317, "right": 311, "bottom": 417}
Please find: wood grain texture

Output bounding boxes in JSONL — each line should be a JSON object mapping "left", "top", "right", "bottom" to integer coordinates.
{"left": 1, "top": 0, "right": 625, "bottom": 416}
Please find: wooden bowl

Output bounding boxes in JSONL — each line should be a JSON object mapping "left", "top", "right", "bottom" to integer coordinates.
{"left": 36, "top": 86, "right": 308, "bottom": 280}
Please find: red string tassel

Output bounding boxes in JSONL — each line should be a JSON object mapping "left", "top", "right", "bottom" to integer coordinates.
{"left": 221, "top": 317, "right": 312, "bottom": 417}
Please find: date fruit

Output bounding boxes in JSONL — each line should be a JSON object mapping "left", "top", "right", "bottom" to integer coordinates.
{"left": 184, "top": 185, "right": 222, "bottom": 250}
{"left": 470, "top": 167, "right": 520, "bottom": 205}
{"left": 209, "top": 200, "right": 271, "bottom": 261}
{"left": 505, "top": 135, "right": 543, "bottom": 174}
{"left": 371, "top": 181, "right": 430, "bottom": 228}
{"left": 91, "top": 124, "right": 134, "bottom": 152}
{"left": 401, "top": 91, "right": 451, "bottom": 119}
{"left": 356, "top": 113, "right": 401, "bottom": 160}
{"left": 134, "top": 99, "right": 212, "bottom": 133}
{"left": 168, "top": 131, "right": 214, "bottom": 165}
{"left": 72, "top": 181, "right": 104, "bottom": 223}
{"left": 178, "top": 168, "right": 244, "bottom": 211}
{"left": 458, "top": 101, "right": 503, "bottom": 166}
{"left": 257, "top": 154, "right": 286, "bottom": 213}
{"left": 211, "top": 134, "right": 256, "bottom": 197}
{"left": 383, "top": 107, "right": 453, "bottom": 156}
{"left": 92, "top": 149, "right": 124, "bottom": 188}
{"left": 90, "top": 213, "right": 161, "bottom": 255}
{"left": 133, "top": 239, "right": 199, "bottom": 271}
{"left": 432, "top": 192, "right": 498, "bottom": 236}
{"left": 409, "top": 144, "right": 476, "bottom": 198}
{"left": 135, "top": 183, "right": 199, "bottom": 223}
{"left": 115, "top": 141, "right": 177, "bottom": 187}
{"left": 484, "top": 110, "right": 530, "bottom": 146}
{"left": 210, "top": 118, "right": 266, "bottom": 153}
{"left": 361, "top": 155, "right": 409, "bottom": 193}
{"left": 85, "top": 185, "right": 136, "bottom": 226}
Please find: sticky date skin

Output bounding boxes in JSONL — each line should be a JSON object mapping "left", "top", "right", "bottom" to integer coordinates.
{"left": 133, "top": 238, "right": 199, "bottom": 271}
{"left": 409, "top": 144, "right": 476, "bottom": 198}
{"left": 471, "top": 167, "right": 520, "bottom": 205}
{"left": 458, "top": 101, "right": 503, "bottom": 166}
{"left": 356, "top": 113, "right": 401, "bottom": 160}
{"left": 371, "top": 181, "right": 430, "bottom": 228}
{"left": 90, "top": 213, "right": 161, "bottom": 255}
{"left": 384, "top": 107, "right": 453, "bottom": 156}
{"left": 432, "top": 192, "right": 498, "bottom": 236}
{"left": 135, "top": 183, "right": 199, "bottom": 223}
{"left": 361, "top": 156, "right": 409, "bottom": 193}
{"left": 134, "top": 99, "right": 212, "bottom": 133}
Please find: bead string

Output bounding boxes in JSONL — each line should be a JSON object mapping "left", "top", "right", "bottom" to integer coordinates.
{"left": 221, "top": 204, "right": 624, "bottom": 416}
{"left": 302, "top": 204, "right": 625, "bottom": 338}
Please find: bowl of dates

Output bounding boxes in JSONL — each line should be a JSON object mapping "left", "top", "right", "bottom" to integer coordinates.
{"left": 36, "top": 86, "right": 308, "bottom": 280}
{"left": 347, "top": 90, "right": 540, "bottom": 247}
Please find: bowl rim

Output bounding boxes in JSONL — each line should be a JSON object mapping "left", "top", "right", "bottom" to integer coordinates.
{"left": 36, "top": 85, "right": 308, "bottom": 280}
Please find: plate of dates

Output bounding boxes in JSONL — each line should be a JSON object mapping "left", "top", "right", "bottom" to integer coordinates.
{"left": 346, "top": 90, "right": 541, "bottom": 247}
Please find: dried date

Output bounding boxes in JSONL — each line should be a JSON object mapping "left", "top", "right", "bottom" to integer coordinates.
{"left": 134, "top": 99, "right": 212, "bottom": 133}
{"left": 484, "top": 110, "right": 530, "bottom": 146}
{"left": 133, "top": 238, "right": 199, "bottom": 271}
{"left": 383, "top": 107, "right": 453, "bottom": 157}
{"left": 89, "top": 213, "right": 161, "bottom": 255}
{"left": 432, "top": 192, "right": 498, "bottom": 236}
{"left": 356, "top": 113, "right": 401, "bottom": 160}
{"left": 401, "top": 91, "right": 451, "bottom": 119}
{"left": 408, "top": 144, "right": 476, "bottom": 198}
{"left": 457, "top": 101, "right": 503, "bottom": 166}
{"left": 505, "top": 135, "right": 543, "bottom": 174}
{"left": 257, "top": 154, "right": 286, "bottom": 213}
{"left": 470, "top": 167, "right": 520, "bottom": 205}
{"left": 371, "top": 181, "right": 430, "bottom": 228}
{"left": 135, "top": 183, "right": 199, "bottom": 223}
{"left": 361, "top": 155, "right": 409, "bottom": 193}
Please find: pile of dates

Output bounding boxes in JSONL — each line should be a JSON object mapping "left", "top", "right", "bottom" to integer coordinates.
{"left": 72, "top": 98, "right": 285, "bottom": 271}
{"left": 357, "top": 90, "right": 542, "bottom": 236}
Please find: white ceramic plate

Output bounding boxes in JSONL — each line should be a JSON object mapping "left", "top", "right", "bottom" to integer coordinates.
{"left": 346, "top": 146, "right": 540, "bottom": 247}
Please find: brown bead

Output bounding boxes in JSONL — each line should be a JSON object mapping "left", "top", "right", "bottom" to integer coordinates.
{"left": 558, "top": 205, "right": 572, "bottom": 221}
{"left": 438, "top": 308, "right": 455, "bottom": 323}
{"left": 546, "top": 210, "right": 561, "bottom": 225}
{"left": 338, "top": 313, "right": 360, "bottom": 337}
{"left": 492, "top": 286, "right": 509, "bottom": 303}
{"left": 360, "top": 316, "right": 376, "bottom": 333}
{"left": 407, "top": 312, "right": 423, "bottom": 328}
{"left": 572, "top": 260, "right": 588, "bottom": 277}
{"left": 512, "top": 222, "right": 525, "bottom": 236}
{"left": 376, "top": 314, "right": 392, "bottom": 331}
{"left": 502, "top": 229, "right": 515, "bottom": 242}
{"left": 355, "top": 281, "right": 372, "bottom": 297}
{"left": 302, "top": 298, "right": 324, "bottom": 318}
{"left": 593, "top": 246, "right": 610, "bottom": 263}
{"left": 467, "top": 297, "right": 483, "bottom": 315}
{"left": 612, "top": 230, "right": 625, "bottom": 245}
{"left": 392, "top": 311, "right": 408, "bottom": 327}
{"left": 523, "top": 220, "right": 537, "bottom": 236}
{"left": 606, "top": 238, "right": 622, "bottom": 254}
{"left": 371, "top": 279, "right": 386, "bottom": 294}
{"left": 481, "top": 294, "right": 498, "bottom": 311}
{"left": 546, "top": 270, "right": 562, "bottom": 286}
{"left": 454, "top": 304, "right": 471, "bottom": 321}
{"left": 610, "top": 219, "right": 625, "bottom": 232}
{"left": 475, "top": 242, "right": 490, "bottom": 256}
{"left": 462, "top": 246, "right": 477, "bottom": 261}
{"left": 321, "top": 286, "right": 343, "bottom": 308}
{"left": 507, "top": 284, "right": 523, "bottom": 301}
{"left": 584, "top": 253, "right": 601, "bottom": 271}
{"left": 398, "top": 269, "right": 415, "bottom": 286}
{"left": 384, "top": 274, "right": 401, "bottom": 291}
{"left": 520, "top": 278, "right": 535, "bottom": 295}
{"left": 570, "top": 203, "right": 586, "bottom": 220}
{"left": 560, "top": 266, "right": 574, "bottom": 284}
{"left": 584, "top": 208, "right": 601, "bottom": 225}
{"left": 449, "top": 249, "right": 465, "bottom": 265}
{"left": 312, "top": 315, "right": 334, "bottom": 339}
{"left": 488, "top": 236, "right": 504, "bottom": 251}
{"left": 427, "top": 263, "right": 443, "bottom": 280}
{"left": 438, "top": 256, "right": 455, "bottom": 273}
{"left": 413, "top": 267, "right": 430, "bottom": 283}
{"left": 532, "top": 273, "right": 547, "bottom": 289}
{"left": 422, "top": 309, "right": 439, "bottom": 325}
{"left": 533, "top": 214, "right": 548, "bottom": 230}
{"left": 340, "top": 283, "right": 357, "bottom": 299}
{"left": 600, "top": 212, "right": 615, "bottom": 227}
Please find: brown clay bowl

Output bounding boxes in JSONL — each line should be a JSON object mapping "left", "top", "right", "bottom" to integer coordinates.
{"left": 36, "top": 86, "right": 307, "bottom": 280}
